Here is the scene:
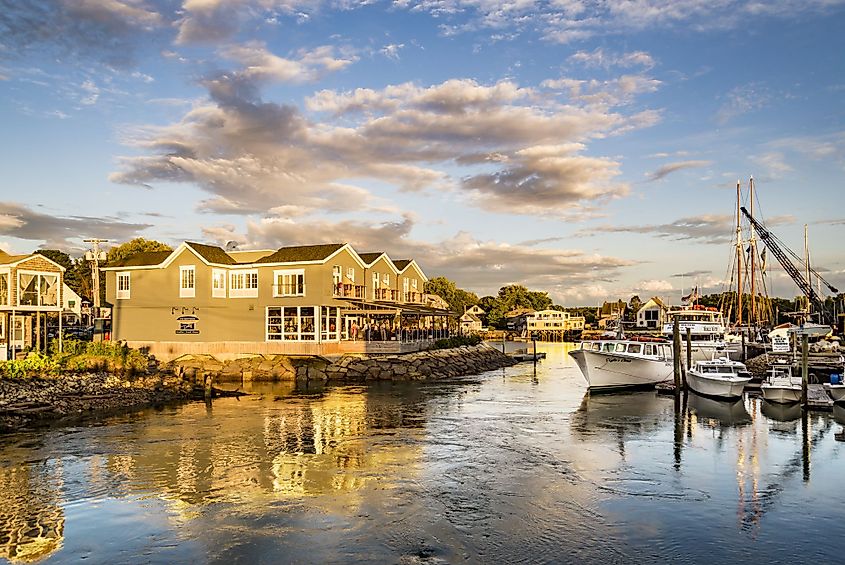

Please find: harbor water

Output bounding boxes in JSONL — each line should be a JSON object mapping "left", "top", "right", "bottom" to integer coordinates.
{"left": 1, "top": 343, "right": 844, "bottom": 564}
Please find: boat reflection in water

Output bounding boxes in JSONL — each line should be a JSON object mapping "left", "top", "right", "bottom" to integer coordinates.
{"left": 761, "top": 399, "right": 802, "bottom": 424}
{"left": 834, "top": 404, "right": 845, "bottom": 426}
{"left": 687, "top": 391, "right": 751, "bottom": 427}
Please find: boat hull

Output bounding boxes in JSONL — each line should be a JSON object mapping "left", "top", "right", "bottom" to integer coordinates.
{"left": 761, "top": 384, "right": 802, "bottom": 404}
{"left": 687, "top": 371, "right": 750, "bottom": 400}
{"left": 569, "top": 349, "right": 673, "bottom": 391}
{"left": 824, "top": 384, "right": 845, "bottom": 403}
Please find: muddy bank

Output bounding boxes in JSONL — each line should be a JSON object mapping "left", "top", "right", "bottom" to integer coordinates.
{"left": 0, "top": 372, "right": 193, "bottom": 432}
{"left": 167, "top": 343, "right": 517, "bottom": 383}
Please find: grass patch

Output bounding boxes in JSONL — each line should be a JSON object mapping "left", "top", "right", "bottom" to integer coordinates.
{"left": 1, "top": 339, "right": 149, "bottom": 379}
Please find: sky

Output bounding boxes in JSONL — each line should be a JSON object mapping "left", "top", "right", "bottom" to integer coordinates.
{"left": 1, "top": 0, "right": 844, "bottom": 306}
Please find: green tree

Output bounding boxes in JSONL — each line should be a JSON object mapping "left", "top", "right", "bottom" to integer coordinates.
{"left": 424, "top": 276, "right": 479, "bottom": 313}
{"left": 106, "top": 238, "right": 172, "bottom": 265}
{"left": 35, "top": 249, "right": 73, "bottom": 270}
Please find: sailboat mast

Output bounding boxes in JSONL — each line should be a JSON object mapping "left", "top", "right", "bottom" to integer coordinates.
{"left": 804, "top": 224, "right": 811, "bottom": 318}
{"left": 749, "top": 176, "right": 757, "bottom": 327}
{"left": 736, "top": 180, "right": 743, "bottom": 327}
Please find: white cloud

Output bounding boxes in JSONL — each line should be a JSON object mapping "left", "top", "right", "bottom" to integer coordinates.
{"left": 380, "top": 43, "right": 405, "bottom": 60}
{"left": 647, "top": 159, "right": 711, "bottom": 181}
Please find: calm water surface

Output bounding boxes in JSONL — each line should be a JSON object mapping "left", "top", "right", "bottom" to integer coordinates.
{"left": 1, "top": 343, "right": 844, "bottom": 564}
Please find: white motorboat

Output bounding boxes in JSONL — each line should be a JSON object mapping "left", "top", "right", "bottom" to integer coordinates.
{"left": 569, "top": 339, "right": 674, "bottom": 391}
{"left": 686, "top": 357, "right": 752, "bottom": 400}
{"left": 663, "top": 306, "right": 729, "bottom": 362}
{"left": 761, "top": 365, "right": 802, "bottom": 404}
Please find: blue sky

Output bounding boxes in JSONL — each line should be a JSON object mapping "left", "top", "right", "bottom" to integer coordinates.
{"left": 1, "top": 1, "right": 843, "bottom": 305}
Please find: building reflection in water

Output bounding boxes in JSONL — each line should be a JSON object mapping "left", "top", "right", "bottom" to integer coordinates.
{"left": 0, "top": 462, "right": 64, "bottom": 563}
{"left": 81, "top": 384, "right": 429, "bottom": 519}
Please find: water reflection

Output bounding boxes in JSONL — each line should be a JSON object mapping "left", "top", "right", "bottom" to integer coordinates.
{"left": 0, "top": 463, "right": 64, "bottom": 563}
{"left": 687, "top": 392, "right": 752, "bottom": 427}
{"left": 0, "top": 346, "right": 843, "bottom": 564}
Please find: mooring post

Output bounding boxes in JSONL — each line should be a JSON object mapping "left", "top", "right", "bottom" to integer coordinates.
{"left": 501, "top": 332, "right": 506, "bottom": 354}
{"left": 801, "top": 333, "right": 809, "bottom": 407}
{"left": 684, "top": 327, "right": 692, "bottom": 388}
{"left": 673, "top": 316, "right": 682, "bottom": 393}
{"left": 533, "top": 335, "right": 538, "bottom": 367}
{"left": 741, "top": 332, "right": 747, "bottom": 363}
{"left": 203, "top": 371, "right": 213, "bottom": 400}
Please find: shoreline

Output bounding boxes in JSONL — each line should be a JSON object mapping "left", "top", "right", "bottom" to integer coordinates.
{"left": 0, "top": 344, "right": 517, "bottom": 432}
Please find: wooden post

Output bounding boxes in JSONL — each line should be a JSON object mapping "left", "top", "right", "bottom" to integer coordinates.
{"left": 684, "top": 327, "right": 691, "bottom": 388}
{"left": 741, "top": 332, "right": 747, "bottom": 363}
{"left": 801, "top": 333, "right": 809, "bottom": 407}
{"left": 501, "top": 332, "right": 505, "bottom": 354}
{"left": 203, "top": 371, "right": 212, "bottom": 399}
{"left": 532, "top": 335, "right": 537, "bottom": 366}
{"left": 673, "top": 317, "right": 682, "bottom": 392}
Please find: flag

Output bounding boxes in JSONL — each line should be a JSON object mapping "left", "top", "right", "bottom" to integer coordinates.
{"left": 681, "top": 285, "right": 700, "bottom": 305}
{"left": 761, "top": 248, "right": 767, "bottom": 273}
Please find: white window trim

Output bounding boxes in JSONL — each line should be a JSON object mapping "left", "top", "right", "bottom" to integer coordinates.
{"left": 212, "top": 268, "right": 227, "bottom": 298}
{"left": 229, "top": 269, "right": 258, "bottom": 298}
{"left": 346, "top": 267, "right": 355, "bottom": 282}
{"left": 116, "top": 272, "right": 131, "bottom": 300}
{"left": 273, "top": 269, "right": 306, "bottom": 297}
{"left": 180, "top": 265, "right": 196, "bottom": 298}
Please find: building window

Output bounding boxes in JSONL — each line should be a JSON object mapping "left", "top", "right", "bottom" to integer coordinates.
{"left": 346, "top": 267, "right": 355, "bottom": 282}
{"left": 0, "top": 273, "right": 8, "bottom": 306}
{"left": 320, "top": 306, "right": 339, "bottom": 341}
{"left": 273, "top": 269, "right": 305, "bottom": 297}
{"left": 116, "top": 272, "right": 131, "bottom": 300}
{"left": 383, "top": 273, "right": 390, "bottom": 286}
{"left": 180, "top": 265, "right": 196, "bottom": 298}
{"left": 267, "top": 306, "right": 317, "bottom": 341}
{"left": 372, "top": 273, "right": 379, "bottom": 289}
{"left": 212, "top": 269, "right": 226, "bottom": 298}
{"left": 16, "top": 272, "right": 56, "bottom": 307}
{"left": 0, "top": 315, "right": 4, "bottom": 339}
{"left": 229, "top": 269, "right": 258, "bottom": 298}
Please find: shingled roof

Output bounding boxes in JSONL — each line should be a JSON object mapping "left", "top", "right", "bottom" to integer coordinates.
{"left": 185, "top": 242, "right": 237, "bottom": 265}
{"left": 357, "top": 252, "right": 385, "bottom": 265}
{"left": 108, "top": 251, "right": 172, "bottom": 268}
{"left": 391, "top": 259, "right": 412, "bottom": 271}
{"left": 0, "top": 250, "right": 31, "bottom": 265}
{"left": 256, "top": 243, "right": 346, "bottom": 264}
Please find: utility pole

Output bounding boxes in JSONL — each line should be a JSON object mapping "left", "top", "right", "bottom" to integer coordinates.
{"left": 84, "top": 239, "right": 108, "bottom": 318}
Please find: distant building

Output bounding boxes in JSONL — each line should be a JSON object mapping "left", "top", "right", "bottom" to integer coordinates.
{"left": 465, "top": 304, "right": 485, "bottom": 317}
{"left": 597, "top": 300, "right": 627, "bottom": 329}
{"left": 459, "top": 311, "right": 483, "bottom": 334}
{"left": 525, "top": 309, "right": 585, "bottom": 340}
{"left": 504, "top": 307, "right": 534, "bottom": 332}
{"left": 636, "top": 297, "right": 667, "bottom": 329}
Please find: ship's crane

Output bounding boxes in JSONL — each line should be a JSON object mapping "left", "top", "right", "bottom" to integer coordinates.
{"left": 739, "top": 207, "right": 839, "bottom": 324}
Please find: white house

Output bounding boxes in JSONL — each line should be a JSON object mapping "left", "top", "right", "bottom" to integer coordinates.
{"left": 636, "top": 297, "right": 667, "bottom": 329}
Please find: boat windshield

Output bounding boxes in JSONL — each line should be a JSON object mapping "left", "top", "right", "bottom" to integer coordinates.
{"left": 615, "top": 343, "right": 626, "bottom": 353}
{"left": 628, "top": 343, "right": 642, "bottom": 354}
{"left": 602, "top": 343, "right": 615, "bottom": 352}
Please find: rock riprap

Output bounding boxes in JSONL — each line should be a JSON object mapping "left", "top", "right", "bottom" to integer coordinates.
{"left": 166, "top": 344, "right": 517, "bottom": 383}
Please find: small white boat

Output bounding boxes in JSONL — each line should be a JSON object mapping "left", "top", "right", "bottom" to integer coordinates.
{"left": 761, "top": 365, "right": 802, "bottom": 404}
{"left": 824, "top": 382, "right": 845, "bottom": 403}
{"left": 569, "top": 339, "right": 674, "bottom": 391}
{"left": 686, "top": 357, "right": 752, "bottom": 400}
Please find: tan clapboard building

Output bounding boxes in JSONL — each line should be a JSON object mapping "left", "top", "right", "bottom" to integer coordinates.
{"left": 1, "top": 251, "right": 65, "bottom": 360}
{"left": 103, "top": 242, "right": 448, "bottom": 360}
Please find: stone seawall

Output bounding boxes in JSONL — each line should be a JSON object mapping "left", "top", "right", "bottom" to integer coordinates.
{"left": 167, "top": 343, "right": 517, "bottom": 383}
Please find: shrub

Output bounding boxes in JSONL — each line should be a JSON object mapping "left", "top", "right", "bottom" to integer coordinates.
{"left": 0, "top": 353, "right": 60, "bottom": 379}
{"left": 431, "top": 335, "right": 482, "bottom": 350}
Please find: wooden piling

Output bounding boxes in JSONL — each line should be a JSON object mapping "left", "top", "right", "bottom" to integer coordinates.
{"left": 673, "top": 317, "right": 682, "bottom": 393}
{"left": 684, "top": 327, "right": 691, "bottom": 388}
{"left": 801, "top": 334, "right": 809, "bottom": 407}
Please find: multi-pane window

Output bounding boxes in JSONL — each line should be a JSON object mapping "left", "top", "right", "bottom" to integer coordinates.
{"left": 17, "top": 272, "right": 58, "bottom": 306}
{"left": 267, "top": 306, "right": 317, "bottom": 341}
{"left": 0, "top": 273, "right": 8, "bottom": 305}
{"left": 229, "top": 270, "right": 258, "bottom": 298}
{"left": 116, "top": 272, "right": 131, "bottom": 300}
{"left": 274, "top": 269, "right": 305, "bottom": 296}
{"left": 372, "top": 273, "right": 380, "bottom": 289}
{"left": 180, "top": 265, "right": 196, "bottom": 298}
{"left": 346, "top": 267, "right": 355, "bottom": 282}
{"left": 382, "top": 273, "right": 390, "bottom": 286}
{"left": 332, "top": 265, "right": 342, "bottom": 285}
{"left": 212, "top": 269, "right": 226, "bottom": 298}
